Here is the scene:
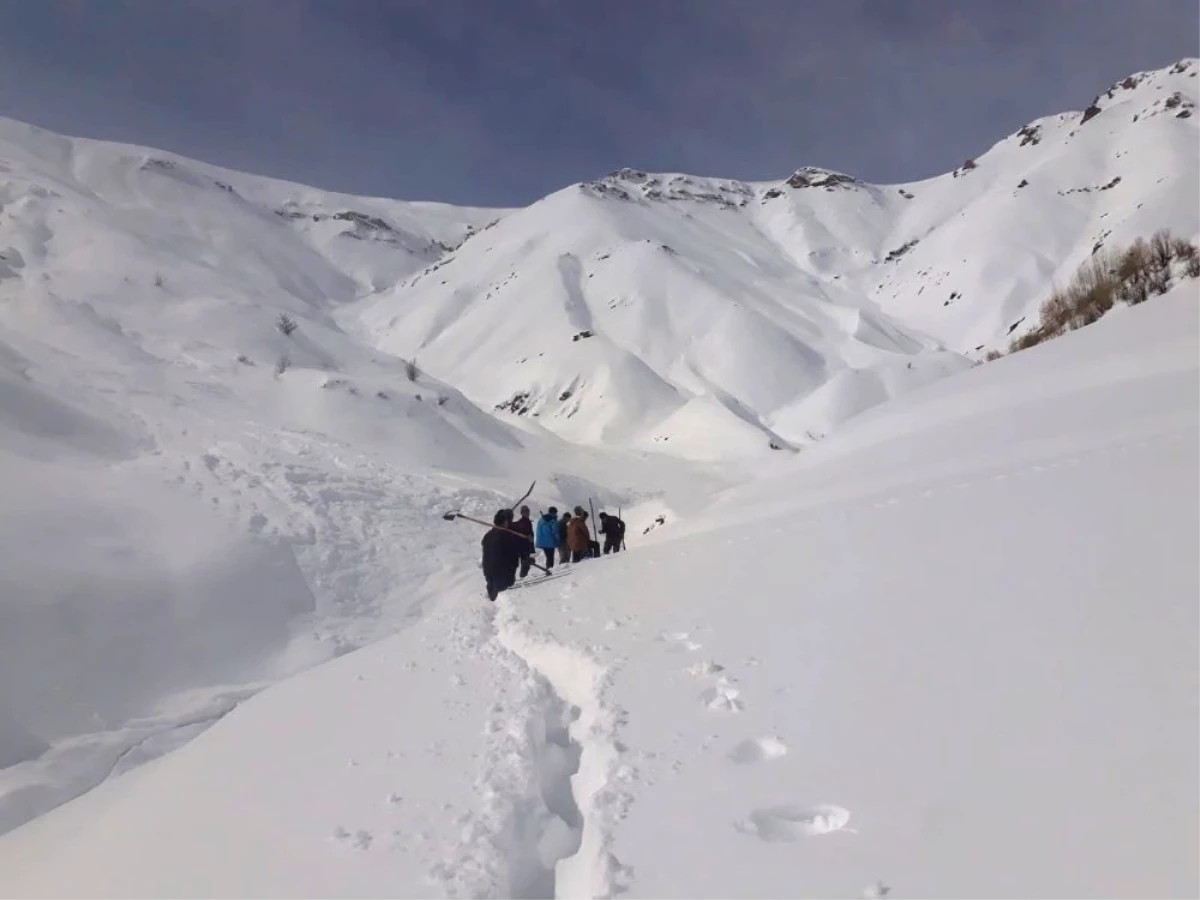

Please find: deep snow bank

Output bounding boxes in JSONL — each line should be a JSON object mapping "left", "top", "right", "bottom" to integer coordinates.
{"left": 0, "top": 452, "right": 315, "bottom": 831}
{"left": 0, "top": 294, "right": 1193, "bottom": 898}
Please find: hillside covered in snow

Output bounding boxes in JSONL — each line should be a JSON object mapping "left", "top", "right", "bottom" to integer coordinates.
{"left": 0, "top": 54, "right": 1196, "bottom": 898}
{"left": 1, "top": 287, "right": 1195, "bottom": 899}
{"left": 362, "top": 58, "right": 1199, "bottom": 456}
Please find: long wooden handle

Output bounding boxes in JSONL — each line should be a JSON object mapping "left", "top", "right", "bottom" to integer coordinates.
{"left": 452, "top": 514, "right": 550, "bottom": 574}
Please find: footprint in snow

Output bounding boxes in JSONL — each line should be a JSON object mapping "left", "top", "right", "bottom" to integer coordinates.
{"left": 735, "top": 804, "right": 852, "bottom": 842}
{"left": 687, "top": 660, "right": 725, "bottom": 677}
{"left": 332, "top": 826, "right": 373, "bottom": 850}
{"left": 728, "top": 736, "right": 787, "bottom": 764}
{"left": 660, "top": 631, "right": 703, "bottom": 652}
{"left": 700, "top": 681, "right": 743, "bottom": 713}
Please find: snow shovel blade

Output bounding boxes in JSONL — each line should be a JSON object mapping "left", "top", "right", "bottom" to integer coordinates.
{"left": 441, "top": 511, "right": 461, "bottom": 521}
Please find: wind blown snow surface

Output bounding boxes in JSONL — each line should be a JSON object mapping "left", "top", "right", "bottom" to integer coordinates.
{"left": 0, "top": 291, "right": 1195, "bottom": 898}
{"left": 0, "top": 110, "right": 718, "bottom": 834}
{"left": 0, "top": 57, "right": 1197, "bottom": 898}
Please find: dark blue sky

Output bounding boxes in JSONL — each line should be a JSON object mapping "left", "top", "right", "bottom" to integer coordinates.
{"left": 1, "top": 0, "right": 1196, "bottom": 207}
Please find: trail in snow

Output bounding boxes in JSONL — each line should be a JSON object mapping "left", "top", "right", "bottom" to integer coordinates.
{"left": 557, "top": 253, "right": 594, "bottom": 334}
{"left": 430, "top": 589, "right": 633, "bottom": 899}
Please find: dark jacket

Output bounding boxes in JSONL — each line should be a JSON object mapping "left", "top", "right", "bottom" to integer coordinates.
{"left": 512, "top": 517, "right": 534, "bottom": 540}
{"left": 481, "top": 527, "right": 524, "bottom": 579}
{"left": 599, "top": 516, "right": 625, "bottom": 538}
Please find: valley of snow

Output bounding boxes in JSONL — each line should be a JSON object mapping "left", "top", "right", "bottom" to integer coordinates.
{"left": 0, "top": 57, "right": 1196, "bottom": 897}
{"left": 1, "top": 287, "right": 1195, "bottom": 899}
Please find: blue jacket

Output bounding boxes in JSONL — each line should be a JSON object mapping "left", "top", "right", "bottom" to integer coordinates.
{"left": 535, "top": 514, "right": 559, "bottom": 549}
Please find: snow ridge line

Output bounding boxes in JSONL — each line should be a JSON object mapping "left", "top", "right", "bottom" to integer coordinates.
{"left": 493, "top": 600, "right": 633, "bottom": 899}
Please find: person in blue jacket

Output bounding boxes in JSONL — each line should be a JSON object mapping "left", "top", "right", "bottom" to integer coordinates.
{"left": 534, "top": 506, "right": 560, "bottom": 572}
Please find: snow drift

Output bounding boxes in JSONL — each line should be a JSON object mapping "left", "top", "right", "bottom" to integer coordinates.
{"left": 0, "top": 290, "right": 1193, "bottom": 899}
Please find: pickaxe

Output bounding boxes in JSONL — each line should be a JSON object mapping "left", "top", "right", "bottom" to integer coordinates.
{"left": 441, "top": 510, "right": 551, "bottom": 575}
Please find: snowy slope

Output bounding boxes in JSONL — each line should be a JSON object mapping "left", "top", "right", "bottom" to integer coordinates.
{"left": 360, "top": 58, "right": 1198, "bottom": 455}
{"left": 0, "top": 116, "right": 718, "bottom": 833}
{"left": 360, "top": 176, "right": 971, "bottom": 460}
{"left": 2, "top": 290, "right": 1193, "bottom": 898}
{"left": 0, "top": 55, "right": 1196, "bottom": 862}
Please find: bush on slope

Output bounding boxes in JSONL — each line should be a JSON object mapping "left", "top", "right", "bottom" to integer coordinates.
{"left": 1004, "top": 230, "right": 1199, "bottom": 355}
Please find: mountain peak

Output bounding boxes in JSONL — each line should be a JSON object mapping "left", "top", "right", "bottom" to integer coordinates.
{"left": 761, "top": 167, "right": 862, "bottom": 200}
{"left": 1080, "top": 56, "right": 1198, "bottom": 124}
{"left": 578, "top": 168, "right": 754, "bottom": 209}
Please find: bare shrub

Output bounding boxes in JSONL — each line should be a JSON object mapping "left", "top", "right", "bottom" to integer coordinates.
{"left": 404, "top": 359, "right": 419, "bottom": 381}
{"left": 1150, "top": 229, "right": 1174, "bottom": 270}
{"left": 1115, "top": 241, "right": 1151, "bottom": 304}
{"left": 1146, "top": 261, "right": 1172, "bottom": 295}
{"left": 1011, "top": 252, "right": 1116, "bottom": 352}
{"left": 1008, "top": 327, "right": 1048, "bottom": 353}
{"left": 276, "top": 313, "right": 298, "bottom": 336}
{"left": 1117, "top": 239, "right": 1150, "bottom": 279}
{"left": 1073, "top": 252, "right": 1117, "bottom": 325}
{"left": 1037, "top": 252, "right": 1116, "bottom": 334}
{"left": 1037, "top": 286, "right": 1074, "bottom": 336}
{"left": 984, "top": 349, "right": 1003, "bottom": 362}
{"left": 1170, "top": 236, "right": 1196, "bottom": 261}
{"left": 1116, "top": 273, "right": 1149, "bottom": 306}
{"left": 1012, "top": 232, "right": 1194, "bottom": 353}
{"left": 236, "top": 354, "right": 254, "bottom": 366}
{"left": 153, "top": 272, "right": 165, "bottom": 289}
{"left": 275, "top": 355, "right": 291, "bottom": 376}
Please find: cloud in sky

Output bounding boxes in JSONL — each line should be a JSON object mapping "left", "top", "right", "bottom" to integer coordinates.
{"left": 0, "top": 0, "right": 1195, "bottom": 205}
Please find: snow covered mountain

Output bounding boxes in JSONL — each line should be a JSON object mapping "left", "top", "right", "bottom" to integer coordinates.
{"left": 0, "top": 55, "right": 1196, "bottom": 893}
{"left": 0, "top": 104, "right": 718, "bottom": 835}
{"left": 1, "top": 59, "right": 1195, "bottom": 467}
{"left": 2, "top": 289, "right": 1195, "bottom": 898}
{"left": 361, "top": 58, "right": 1199, "bottom": 456}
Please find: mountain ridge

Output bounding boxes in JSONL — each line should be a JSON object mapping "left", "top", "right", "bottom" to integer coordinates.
{"left": 359, "top": 56, "right": 1198, "bottom": 458}
{"left": 1, "top": 58, "right": 1196, "bottom": 465}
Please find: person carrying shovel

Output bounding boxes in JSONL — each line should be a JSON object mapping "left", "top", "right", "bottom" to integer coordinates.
{"left": 481, "top": 509, "right": 527, "bottom": 601}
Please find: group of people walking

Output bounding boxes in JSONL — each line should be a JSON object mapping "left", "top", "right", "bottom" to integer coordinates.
{"left": 481, "top": 503, "right": 626, "bottom": 601}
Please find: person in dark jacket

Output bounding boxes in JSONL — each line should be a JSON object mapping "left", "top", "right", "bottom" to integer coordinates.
{"left": 511, "top": 505, "right": 535, "bottom": 578}
{"left": 481, "top": 509, "right": 524, "bottom": 601}
{"left": 534, "top": 507, "right": 559, "bottom": 572}
{"left": 598, "top": 512, "right": 625, "bottom": 554}
{"left": 558, "top": 511, "right": 572, "bottom": 565}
